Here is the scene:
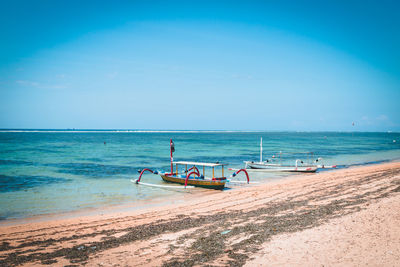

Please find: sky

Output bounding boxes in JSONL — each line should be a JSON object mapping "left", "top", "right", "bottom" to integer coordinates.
{"left": 0, "top": 0, "right": 399, "bottom": 131}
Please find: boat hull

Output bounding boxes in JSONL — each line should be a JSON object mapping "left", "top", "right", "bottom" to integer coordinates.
{"left": 245, "top": 162, "right": 317, "bottom": 172}
{"left": 160, "top": 175, "right": 226, "bottom": 190}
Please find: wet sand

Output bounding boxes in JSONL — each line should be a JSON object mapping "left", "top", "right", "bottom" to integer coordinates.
{"left": 0, "top": 162, "right": 399, "bottom": 266}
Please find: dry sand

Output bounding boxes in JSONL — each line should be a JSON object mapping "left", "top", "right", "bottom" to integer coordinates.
{"left": 0, "top": 162, "right": 399, "bottom": 266}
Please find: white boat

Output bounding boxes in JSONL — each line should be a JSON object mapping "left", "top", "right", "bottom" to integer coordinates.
{"left": 243, "top": 138, "right": 318, "bottom": 173}
{"left": 244, "top": 161, "right": 318, "bottom": 172}
{"left": 314, "top": 158, "right": 337, "bottom": 169}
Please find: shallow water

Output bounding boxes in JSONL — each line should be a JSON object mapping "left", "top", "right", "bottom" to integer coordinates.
{"left": 0, "top": 131, "right": 399, "bottom": 220}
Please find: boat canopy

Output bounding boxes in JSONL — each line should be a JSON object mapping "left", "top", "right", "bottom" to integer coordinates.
{"left": 173, "top": 161, "right": 227, "bottom": 167}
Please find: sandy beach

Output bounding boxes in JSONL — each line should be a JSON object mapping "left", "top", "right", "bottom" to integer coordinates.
{"left": 0, "top": 162, "right": 399, "bottom": 266}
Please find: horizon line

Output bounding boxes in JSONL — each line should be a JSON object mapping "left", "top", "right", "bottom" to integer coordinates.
{"left": 0, "top": 129, "right": 398, "bottom": 134}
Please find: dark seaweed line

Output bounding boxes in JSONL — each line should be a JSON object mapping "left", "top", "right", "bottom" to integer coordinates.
{"left": 0, "top": 168, "right": 399, "bottom": 266}
{"left": 0, "top": 213, "right": 165, "bottom": 243}
{"left": 163, "top": 175, "right": 399, "bottom": 266}
{"left": 0, "top": 189, "right": 263, "bottom": 243}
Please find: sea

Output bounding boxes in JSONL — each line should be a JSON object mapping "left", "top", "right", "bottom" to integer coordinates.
{"left": 0, "top": 130, "right": 399, "bottom": 221}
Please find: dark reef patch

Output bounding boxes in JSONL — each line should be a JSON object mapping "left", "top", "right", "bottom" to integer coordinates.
{"left": 0, "top": 175, "right": 71, "bottom": 192}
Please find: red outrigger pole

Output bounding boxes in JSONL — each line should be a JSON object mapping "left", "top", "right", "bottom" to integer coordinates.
{"left": 187, "top": 166, "right": 200, "bottom": 176}
{"left": 185, "top": 171, "right": 199, "bottom": 187}
{"left": 136, "top": 168, "right": 155, "bottom": 183}
{"left": 232, "top": 169, "right": 250, "bottom": 183}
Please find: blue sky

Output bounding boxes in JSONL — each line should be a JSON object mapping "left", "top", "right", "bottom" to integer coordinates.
{"left": 0, "top": 0, "right": 399, "bottom": 131}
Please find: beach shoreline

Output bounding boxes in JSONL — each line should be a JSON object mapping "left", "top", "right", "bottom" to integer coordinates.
{"left": 2, "top": 159, "right": 397, "bottom": 227}
{"left": 0, "top": 161, "right": 399, "bottom": 266}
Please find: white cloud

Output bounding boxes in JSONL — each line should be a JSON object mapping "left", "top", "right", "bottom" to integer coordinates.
{"left": 16, "top": 80, "right": 40, "bottom": 87}
{"left": 231, "top": 73, "right": 253, "bottom": 80}
{"left": 376, "top": 114, "right": 388, "bottom": 121}
{"left": 15, "top": 80, "right": 67, "bottom": 90}
{"left": 106, "top": 71, "right": 118, "bottom": 79}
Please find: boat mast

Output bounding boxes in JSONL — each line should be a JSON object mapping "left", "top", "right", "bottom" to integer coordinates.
{"left": 260, "top": 137, "right": 263, "bottom": 163}
{"left": 170, "top": 139, "right": 174, "bottom": 174}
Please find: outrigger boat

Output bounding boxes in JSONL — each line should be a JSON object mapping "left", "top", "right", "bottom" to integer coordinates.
{"left": 132, "top": 139, "right": 249, "bottom": 190}
{"left": 242, "top": 138, "right": 337, "bottom": 173}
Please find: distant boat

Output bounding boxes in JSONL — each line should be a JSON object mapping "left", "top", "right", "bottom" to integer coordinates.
{"left": 314, "top": 157, "right": 337, "bottom": 169}
{"left": 243, "top": 138, "right": 318, "bottom": 172}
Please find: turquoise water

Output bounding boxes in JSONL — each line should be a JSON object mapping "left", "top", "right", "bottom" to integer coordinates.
{"left": 0, "top": 131, "right": 399, "bottom": 220}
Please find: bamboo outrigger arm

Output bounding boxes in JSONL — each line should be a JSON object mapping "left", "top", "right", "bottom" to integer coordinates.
{"left": 134, "top": 169, "right": 195, "bottom": 189}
